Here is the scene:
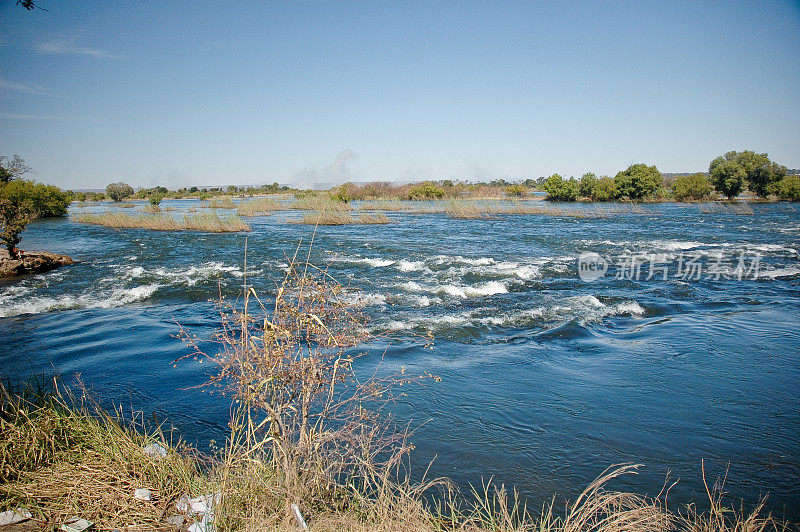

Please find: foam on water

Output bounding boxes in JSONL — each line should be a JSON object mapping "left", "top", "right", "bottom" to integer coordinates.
{"left": 0, "top": 283, "right": 160, "bottom": 317}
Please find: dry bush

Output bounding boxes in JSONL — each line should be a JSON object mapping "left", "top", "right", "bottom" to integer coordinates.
{"left": 176, "top": 242, "right": 435, "bottom": 524}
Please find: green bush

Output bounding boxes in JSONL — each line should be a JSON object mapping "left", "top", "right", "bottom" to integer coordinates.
{"left": 89, "top": 192, "right": 106, "bottom": 201}
{"left": 543, "top": 174, "right": 579, "bottom": 201}
{"left": 406, "top": 183, "right": 445, "bottom": 200}
{"left": 149, "top": 193, "right": 165, "bottom": 206}
{"left": 672, "top": 173, "right": 712, "bottom": 201}
{"left": 0, "top": 179, "right": 70, "bottom": 218}
{"left": 614, "top": 164, "right": 662, "bottom": 200}
{"left": 772, "top": 175, "right": 800, "bottom": 201}
{"left": 505, "top": 184, "right": 527, "bottom": 197}
{"left": 710, "top": 160, "right": 746, "bottom": 199}
{"left": 106, "top": 182, "right": 134, "bottom": 202}
{"left": 591, "top": 176, "right": 618, "bottom": 201}
{"left": 330, "top": 183, "right": 352, "bottom": 203}
{"left": 578, "top": 173, "right": 597, "bottom": 198}
{"left": 709, "top": 150, "right": 787, "bottom": 198}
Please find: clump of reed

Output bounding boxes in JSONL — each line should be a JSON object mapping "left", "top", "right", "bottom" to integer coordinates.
{"left": 697, "top": 202, "right": 755, "bottom": 215}
{"left": 444, "top": 200, "right": 495, "bottom": 219}
{"left": 236, "top": 197, "right": 289, "bottom": 216}
{"left": 290, "top": 210, "right": 391, "bottom": 225}
{"left": 0, "top": 378, "right": 203, "bottom": 530}
{"left": 292, "top": 196, "right": 353, "bottom": 211}
{"left": 142, "top": 204, "right": 161, "bottom": 214}
{"left": 72, "top": 211, "right": 250, "bottom": 232}
{"left": 358, "top": 199, "right": 414, "bottom": 211}
{"left": 114, "top": 201, "right": 136, "bottom": 208}
{"left": 208, "top": 197, "right": 237, "bottom": 209}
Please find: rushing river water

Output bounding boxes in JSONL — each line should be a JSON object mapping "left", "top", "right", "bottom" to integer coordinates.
{"left": 2, "top": 199, "right": 799, "bottom": 519}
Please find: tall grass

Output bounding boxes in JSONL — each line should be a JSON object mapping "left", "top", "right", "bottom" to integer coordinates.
{"left": 290, "top": 211, "right": 391, "bottom": 225}
{"left": 292, "top": 196, "right": 353, "bottom": 211}
{"left": 208, "top": 197, "right": 237, "bottom": 209}
{"left": 72, "top": 211, "right": 251, "bottom": 232}
{"left": 236, "top": 197, "right": 289, "bottom": 216}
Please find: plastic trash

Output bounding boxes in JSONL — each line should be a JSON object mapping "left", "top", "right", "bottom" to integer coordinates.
{"left": 143, "top": 442, "right": 168, "bottom": 459}
{"left": 134, "top": 487, "right": 152, "bottom": 501}
{"left": 0, "top": 508, "right": 32, "bottom": 526}
{"left": 61, "top": 516, "right": 94, "bottom": 532}
{"left": 175, "top": 494, "right": 190, "bottom": 513}
{"left": 164, "top": 515, "right": 185, "bottom": 527}
{"left": 188, "top": 492, "right": 221, "bottom": 514}
{"left": 291, "top": 503, "right": 308, "bottom": 530}
{"left": 187, "top": 514, "right": 214, "bottom": 532}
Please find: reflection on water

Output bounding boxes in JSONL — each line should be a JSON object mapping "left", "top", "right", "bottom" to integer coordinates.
{"left": 1, "top": 200, "right": 799, "bottom": 518}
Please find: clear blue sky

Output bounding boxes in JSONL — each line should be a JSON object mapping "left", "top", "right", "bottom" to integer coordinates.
{"left": 1, "top": 1, "right": 799, "bottom": 189}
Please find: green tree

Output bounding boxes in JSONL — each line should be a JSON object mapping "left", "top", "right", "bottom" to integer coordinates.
{"left": 710, "top": 160, "right": 746, "bottom": 199}
{"left": 614, "top": 164, "right": 662, "bottom": 199}
{"left": 149, "top": 193, "right": 165, "bottom": 206}
{"left": 543, "top": 174, "right": 579, "bottom": 201}
{"left": 1, "top": 180, "right": 70, "bottom": 217}
{"left": 0, "top": 154, "right": 34, "bottom": 183}
{"left": 709, "top": 150, "right": 787, "bottom": 198}
{"left": 591, "top": 176, "right": 618, "bottom": 201}
{"left": 579, "top": 172, "right": 597, "bottom": 198}
{"left": 772, "top": 175, "right": 800, "bottom": 201}
{"left": 672, "top": 173, "right": 712, "bottom": 201}
{"left": 0, "top": 199, "right": 34, "bottom": 259}
{"left": 106, "top": 182, "right": 134, "bottom": 202}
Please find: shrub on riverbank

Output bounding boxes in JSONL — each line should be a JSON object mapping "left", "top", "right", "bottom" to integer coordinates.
{"left": 672, "top": 173, "right": 713, "bottom": 201}
{"left": 72, "top": 211, "right": 250, "bottom": 232}
{"left": 772, "top": 175, "right": 800, "bottom": 201}
{"left": 0, "top": 179, "right": 70, "bottom": 218}
{"left": 614, "top": 164, "right": 662, "bottom": 200}
{"left": 543, "top": 174, "right": 579, "bottom": 201}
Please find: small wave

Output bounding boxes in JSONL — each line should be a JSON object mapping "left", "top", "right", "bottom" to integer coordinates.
{"left": 0, "top": 283, "right": 160, "bottom": 317}
{"left": 438, "top": 281, "right": 508, "bottom": 298}
{"left": 396, "top": 259, "right": 425, "bottom": 272}
{"left": 761, "top": 267, "right": 800, "bottom": 279}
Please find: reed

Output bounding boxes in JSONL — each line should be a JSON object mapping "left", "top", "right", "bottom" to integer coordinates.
{"left": 236, "top": 197, "right": 288, "bottom": 216}
{"left": 208, "top": 197, "right": 236, "bottom": 209}
{"left": 72, "top": 211, "right": 250, "bottom": 232}
{"left": 358, "top": 200, "right": 414, "bottom": 211}
{"left": 290, "top": 210, "right": 391, "bottom": 225}
{"left": 292, "top": 196, "right": 352, "bottom": 211}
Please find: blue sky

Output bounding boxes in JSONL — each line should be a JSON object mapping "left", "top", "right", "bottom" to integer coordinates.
{"left": 1, "top": 1, "right": 799, "bottom": 189}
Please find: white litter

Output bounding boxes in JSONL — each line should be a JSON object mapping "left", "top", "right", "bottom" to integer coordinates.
{"left": 143, "top": 442, "right": 168, "bottom": 459}
{"left": 0, "top": 508, "right": 31, "bottom": 526}
{"left": 134, "top": 487, "right": 152, "bottom": 501}
{"left": 291, "top": 503, "right": 308, "bottom": 530}
{"left": 188, "top": 492, "right": 222, "bottom": 514}
{"left": 61, "top": 516, "right": 94, "bottom": 532}
{"left": 164, "top": 515, "right": 184, "bottom": 527}
{"left": 187, "top": 514, "right": 214, "bottom": 532}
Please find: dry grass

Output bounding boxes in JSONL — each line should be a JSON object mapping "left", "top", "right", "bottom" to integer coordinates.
{"left": 438, "top": 200, "right": 654, "bottom": 219}
{"left": 358, "top": 200, "right": 414, "bottom": 211}
{"left": 236, "top": 197, "right": 289, "bottom": 216}
{"left": 292, "top": 196, "right": 353, "bottom": 211}
{"left": 208, "top": 197, "right": 237, "bottom": 209}
{"left": 290, "top": 211, "right": 391, "bottom": 225}
{"left": 697, "top": 202, "right": 755, "bottom": 215}
{"left": 72, "top": 211, "right": 251, "bottom": 232}
{"left": 0, "top": 379, "right": 204, "bottom": 531}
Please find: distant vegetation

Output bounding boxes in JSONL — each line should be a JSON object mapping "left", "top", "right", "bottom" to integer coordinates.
{"left": 105, "top": 182, "right": 134, "bottom": 202}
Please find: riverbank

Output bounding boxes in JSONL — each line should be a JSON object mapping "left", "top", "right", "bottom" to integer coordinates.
{"left": 0, "top": 379, "right": 789, "bottom": 532}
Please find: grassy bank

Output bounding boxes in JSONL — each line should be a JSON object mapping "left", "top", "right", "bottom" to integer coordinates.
{"left": 72, "top": 212, "right": 251, "bottom": 232}
{"left": 0, "top": 380, "right": 786, "bottom": 531}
